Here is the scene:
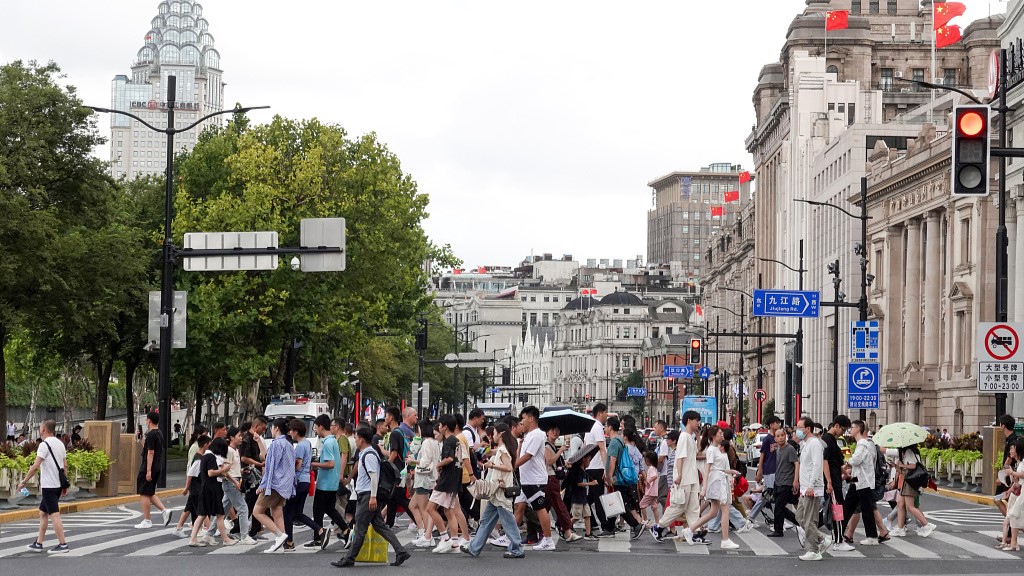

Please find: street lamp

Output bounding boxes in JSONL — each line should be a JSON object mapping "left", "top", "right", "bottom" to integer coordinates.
{"left": 709, "top": 296, "right": 746, "bottom": 430}
{"left": 88, "top": 76, "right": 267, "bottom": 488}
{"left": 797, "top": 181, "right": 872, "bottom": 421}
{"left": 756, "top": 239, "right": 806, "bottom": 425}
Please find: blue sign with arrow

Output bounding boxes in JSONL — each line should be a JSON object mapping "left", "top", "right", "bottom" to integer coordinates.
{"left": 627, "top": 387, "right": 647, "bottom": 397}
{"left": 847, "top": 362, "right": 879, "bottom": 409}
{"left": 663, "top": 365, "right": 694, "bottom": 378}
{"left": 699, "top": 366, "right": 712, "bottom": 379}
{"left": 753, "top": 289, "right": 821, "bottom": 318}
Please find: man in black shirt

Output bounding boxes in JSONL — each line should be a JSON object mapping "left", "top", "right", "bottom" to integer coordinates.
{"left": 240, "top": 417, "right": 267, "bottom": 539}
{"left": 823, "top": 416, "right": 852, "bottom": 551}
{"left": 135, "top": 412, "right": 172, "bottom": 529}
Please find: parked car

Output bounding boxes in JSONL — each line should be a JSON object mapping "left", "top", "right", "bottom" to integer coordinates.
{"left": 744, "top": 430, "right": 770, "bottom": 467}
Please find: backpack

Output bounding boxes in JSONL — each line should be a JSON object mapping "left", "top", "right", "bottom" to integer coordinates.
{"left": 612, "top": 438, "right": 639, "bottom": 485}
{"left": 462, "top": 427, "right": 483, "bottom": 478}
{"left": 361, "top": 448, "right": 400, "bottom": 500}
{"left": 872, "top": 443, "right": 889, "bottom": 501}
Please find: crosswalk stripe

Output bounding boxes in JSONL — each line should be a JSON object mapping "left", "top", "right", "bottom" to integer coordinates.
{"left": 825, "top": 545, "right": 865, "bottom": 558}
{"left": 929, "top": 530, "right": 1017, "bottom": 560}
{"left": 979, "top": 530, "right": 1003, "bottom": 538}
{"left": 127, "top": 537, "right": 195, "bottom": 556}
{"left": 881, "top": 536, "right": 939, "bottom": 558}
{"left": 55, "top": 528, "right": 175, "bottom": 557}
{"left": 672, "top": 538, "right": 710, "bottom": 554}
{"left": 734, "top": 529, "right": 787, "bottom": 556}
{"left": 597, "top": 536, "right": 631, "bottom": 552}
{"left": 0, "top": 529, "right": 127, "bottom": 558}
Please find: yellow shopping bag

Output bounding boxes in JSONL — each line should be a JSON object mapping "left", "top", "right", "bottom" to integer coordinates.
{"left": 353, "top": 526, "right": 388, "bottom": 563}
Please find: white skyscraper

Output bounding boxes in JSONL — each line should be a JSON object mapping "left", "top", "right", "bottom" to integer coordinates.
{"left": 109, "top": 0, "right": 224, "bottom": 180}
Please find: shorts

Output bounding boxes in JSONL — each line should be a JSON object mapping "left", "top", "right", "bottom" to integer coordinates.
{"left": 639, "top": 494, "right": 660, "bottom": 509}
{"left": 901, "top": 483, "right": 920, "bottom": 498}
{"left": 571, "top": 502, "right": 591, "bottom": 521}
{"left": 522, "top": 484, "right": 547, "bottom": 511}
{"left": 415, "top": 487, "right": 432, "bottom": 496}
{"left": 255, "top": 491, "right": 285, "bottom": 510}
{"left": 39, "top": 487, "right": 61, "bottom": 515}
{"left": 429, "top": 490, "right": 459, "bottom": 509}
{"left": 137, "top": 470, "right": 159, "bottom": 496}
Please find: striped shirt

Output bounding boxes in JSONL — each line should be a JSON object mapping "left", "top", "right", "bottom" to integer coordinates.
{"left": 259, "top": 435, "right": 296, "bottom": 500}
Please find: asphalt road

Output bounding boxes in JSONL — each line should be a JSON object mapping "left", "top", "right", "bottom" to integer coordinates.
{"left": 0, "top": 488, "right": 1017, "bottom": 575}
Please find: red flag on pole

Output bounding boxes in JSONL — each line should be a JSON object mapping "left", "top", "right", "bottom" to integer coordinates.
{"left": 825, "top": 10, "right": 849, "bottom": 31}
{"left": 934, "top": 2, "right": 966, "bottom": 30}
{"left": 724, "top": 190, "right": 740, "bottom": 203}
{"left": 936, "top": 25, "right": 962, "bottom": 49}
{"left": 710, "top": 206, "right": 724, "bottom": 217}
{"left": 738, "top": 171, "right": 751, "bottom": 184}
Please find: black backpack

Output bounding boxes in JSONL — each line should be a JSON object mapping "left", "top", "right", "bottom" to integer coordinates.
{"left": 872, "top": 443, "right": 889, "bottom": 501}
{"left": 361, "top": 448, "right": 400, "bottom": 500}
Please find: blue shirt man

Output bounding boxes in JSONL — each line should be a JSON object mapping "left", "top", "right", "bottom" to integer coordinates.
{"left": 317, "top": 434, "right": 342, "bottom": 491}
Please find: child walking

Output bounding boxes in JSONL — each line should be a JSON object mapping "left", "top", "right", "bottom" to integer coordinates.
{"left": 639, "top": 451, "right": 661, "bottom": 526}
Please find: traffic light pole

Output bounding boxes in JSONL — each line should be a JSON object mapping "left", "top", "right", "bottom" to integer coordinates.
{"left": 996, "top": 48, "right": 1010, "bottom": 417}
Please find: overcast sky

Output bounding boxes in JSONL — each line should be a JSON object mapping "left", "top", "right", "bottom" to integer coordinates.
{"left": 0, "top": 1, "right": 999, "bottom": 269}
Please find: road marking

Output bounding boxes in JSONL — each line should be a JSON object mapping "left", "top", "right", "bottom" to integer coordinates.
{"left": 0, "top": 529, "right": 126, "bottom": 558}
{"left": 734, "top": 529, "right": 787, "bottom": 555}
{"left": 672, "top": 538, "right": 710, "bottom": 554}
{"left": 54, "top": 528, "right": 175, "bottom": 557}
{"left": 127, "top": 537, "right": 195, "bottom": 556}
{"left": 929, "top": 530, "right": 1017, "bottom": 560}
{"left": 881, "top": 536, "right": 939, "bottom": 558}
{"left": 924, "top": 509, "right": 1004, "bottom": 526}
{"left": 596, "top": 535, "right": 631, "bottom": 553}
{"left": 825, "top": 545, "right": 865, "bottom": 558}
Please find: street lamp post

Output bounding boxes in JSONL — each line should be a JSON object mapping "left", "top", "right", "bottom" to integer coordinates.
{"left": 710, "top": 293, "right": 745, "bottom": 429}
{"left": 88, "top": 76, "right": 267, "bottom": 488}
{"left": 757, "top": 240, "right": 805, "bottom": 425}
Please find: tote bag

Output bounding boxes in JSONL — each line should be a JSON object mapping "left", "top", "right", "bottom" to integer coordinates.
{"left": 599, "top": 489, "right": 626, "bottom": 517}
{"left": 353, "top": 526, "right": 388, "bottom": 563}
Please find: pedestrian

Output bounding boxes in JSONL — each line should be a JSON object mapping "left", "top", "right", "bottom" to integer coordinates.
{"left": 652, "top": 412, "right": 704, "bottom": 543}
{"left": 135, "top": 411, "right": 172, "bottom": 529}
{"left": 71, "top": 425, "right": 82, "bottom": 445}
{"left": 461, "top": 422, "right": 525, "bottom": 559}
{"left": 283, "top": 418, "right": 316, "bottom": 551}
{"left": 16, "top": 419, "right": 70, "bottom": 554}
{"left": 998, "top": 437, "right": 1024, "bottom": 550}
{"left": 583, "top": 403, "right": 612, "bottom": 537}
{"left": 332, "top": 418, "right": 356, "bottom": 536}
{"left": 251, "top": 418, "right": 294, "bottom": 553}
{"left": 428, "top": 414, "right": 469, "bottom": 553}
{"left": 603, "top": 416, "right": 645, "bottom": 540}
{"left": 891, "top": 442, "right": 936, "bottom": 537}
{"left": 221, "top": 426, "right": 256, "bottom": 544}
{"left": 174, "top": 420, "right": 182, "bottom": 446}
{"left": 688, "top": 425, "right": 742, "bottom": 549}
{"left": 823, "top": 415, "right": 852, "bottom": 551}
{"left": 567, "top": 445, "right": 599, "bottom": 539}
{"left": 305, "top": 414, "right": 348, "bottom": 549}
{"left": 755, "top": 416, "right": 783, "bottom": 490}
{"left": 186, "top": 424, "right": 209, "bottom": 471}
{"left": 383, "top": 407, "right": 415, "bottom": 528}
{"left": 407, "top": 421, "right": 442, "bottom": 548}
{"left": 454, "top": 413, "right": 481, "bottom": 526}
{"left": 794, "top": 419, "right": 828, "bottom": 561}
{"left": 6, "top": 419, "right": 16, "bottom": 441}
{"left": 240, "top": 417, "right": 268, "bottom": 540}
{"left": 639, "top": 451, "right": 661, "bottom": 526}
{"left": 189, "top": 437, "right": 236, "bottom": 547}
{"left": 329, "top": 425, "right": 411, "bottom": 567}
{"left": 996, "top": 415, "right": 1019, "bottom": 517}
{"left": 173, "top": 434, "right": 209, "bottom": 538}
{"left": 653, "top": 420, "right": 673, "bottom": 509}
{"left": 544, "top": 425, "right": 580, "bottom": 542}
{"left": 512, "top": 406, "right": 561, "bottom": 550}
{"left": 841, "top": 419, "right": 887, "bottom": 547}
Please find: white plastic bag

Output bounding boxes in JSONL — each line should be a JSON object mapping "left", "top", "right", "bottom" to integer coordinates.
{"left": 600, "top": 490, "right": 626, "bottom": 517}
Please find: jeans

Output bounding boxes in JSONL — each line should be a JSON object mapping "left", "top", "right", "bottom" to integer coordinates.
{"left": 285, "top": 482, "right": 319, "bottom": 542}
{"left": 771, "top": 484, "right": 798, "bottom": 534}
{"left": 313, "top": 488, "right": 348, "bottom": 532}
{"left": 707, "top": 501, "right": 746, "bottom": 531}
{"left": 342, "top": 493, "right": 406, "bottom": 561}
{"left": 747, "top": 492, "right": 767, "bottom": 522}
{"left": 467, "top": 501, "right": 523, "bottom": 556}
{"left": 221, "top": 480, "right": 250, "bottom": 536}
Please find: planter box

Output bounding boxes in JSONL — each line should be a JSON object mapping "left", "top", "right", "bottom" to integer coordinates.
{"left": 0, "top": 467, "right": 14, "bottom": 490}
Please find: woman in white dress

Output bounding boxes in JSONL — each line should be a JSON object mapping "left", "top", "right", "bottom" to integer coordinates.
{"left": 998, "top": 438, "right": 1024, "bottom": 551}
{"left": 687, "top": 426, "right": 744, "bottom": 550}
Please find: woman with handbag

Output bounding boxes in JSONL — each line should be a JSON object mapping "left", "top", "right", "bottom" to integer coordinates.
{"left": 462, "top": 423, "right": 525, "bottom": 559}
{"left": 688, "top": 425, "right": 743, "bottom": 550}
{"left": 997, "top": 437, "right": 1024, "bottom": 551}
{"left": 891, "top": 444, "right": 936, "bottom": 538}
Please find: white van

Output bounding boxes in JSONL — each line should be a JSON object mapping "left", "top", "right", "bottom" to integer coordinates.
{"left": 264, "top": 393, "right": 332, "bottom": 459}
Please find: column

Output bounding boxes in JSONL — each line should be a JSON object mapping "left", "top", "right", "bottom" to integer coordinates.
{"left": 903, "top": 219, "right": 922, "bottom": 367}
{"left": 923, "top": 211, "right": 942, "bottom": 366}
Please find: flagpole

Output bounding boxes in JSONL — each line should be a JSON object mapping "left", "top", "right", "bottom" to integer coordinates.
{"left": 930, "top": 6, "right": 936, "bottom": 124}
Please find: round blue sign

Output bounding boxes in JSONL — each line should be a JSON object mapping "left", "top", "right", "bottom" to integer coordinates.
{"left": 699, "top": 366, "right": 712, "bottom": 379}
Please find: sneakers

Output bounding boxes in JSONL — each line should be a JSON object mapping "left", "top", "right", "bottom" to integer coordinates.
{"left": 503, "top": 551, "right": 526, "bottom": 559}
{"left": 431, "top": 538, "right": 454, "bottom": 554}
{"left": 26, "top": 542, "right": 44, "bottom": 552}
{"left": 405, "top": 523, "right": 419, "bottom": 534}
{"left": 783, "top": 520, "right": 796, "bottom": 531}
{"left": 48, "top": 544, "right": 70, "bottom": 554}
{"left": 562, "top": 531, "right": 582, "bottom": 542}
{"left": 321, "top": 530, "right": 332, "bottom": 550}
{"left": 265, "top": 532, "right": 288, "bottom": 553}
{"left": 238, "top": 536, "right": 258, "bottom": 546}
{"left": 224, "top": 518, "right": 234, "bottom": 531}
{"left": 172, "top": 528, "right": 187, "bottom": 538}
{"left": 630, "top": 524, "right": 644, "bottom": 540}
{"left": 391, "top": 550, "right": 412, "bottom": 566}
{"left": 595, "top": 529, "right": 616, "bottom": 538}
{"left": 720, "top": 539, "right": 740, "bottom": 549}
{"left": 889, "top": 527, "right": 907, "bottom": 537}
{"left": 303, "top": 539, "right": 322, "bottom": 549}
{"left": 707, "top": 525, "right": 722, "bottom": 534}
{"left": 135, "top": 519, "right": 153, "bottom": 529}
{"left": 189, "top": 540, "right": 208, "bottom": 547}
{"left": 583, "top": 533, "right": 598, "bottom": 541}
{"left": 796, "top": 526, "right": 807, "bottom": 548}
{"left": 765, "top": 531, "right": 784, "bottom": 538}
{"left": 859, "top": 538, "right": 880, "bottom": 546}
{"left": 162, "top": 508, "right": 173, "bottom": 526}
{"left": 736, "top": 520, "right": 754, "bottom": 534}
{"left": 834, "top": 542, "right": 856, "bottom": 552}
{"left": 533, "top": 537, "right": 557, "bottom": 551}
{"left": 798, "top": 551, "right": 822, "bottom": 561}
{"left": 413, "top": 536, "right": 435, "bottom": 548}
{"left": 680, "top": 527, "right": 695, "bottom": 545}
{"left": 816, "top": 538, "right": 829, "bottom": 555}
{"left": 650, "top": 526, "right": 664, "bottom": 542}
{"left": 917, "top": 524, "right": 937, "bottom": 538}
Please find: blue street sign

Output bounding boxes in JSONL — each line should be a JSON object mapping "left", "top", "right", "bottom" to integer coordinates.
{"left": 851, "top": 321, "right": 880, "bottom": 361}
{"left": 752, "top": 289, "right": 821, "bottom": 318}
{"left": 663, "top": 365, "right": 694, "bottom": 378}
{"left": 488, "top": 387, "right": 501, "bottom": 394}
{"left": 847, "top": 362, "right": 880, "bottom": 409}
{"left": 699, "top": 366, "right": 712, "bottom": 379}
{"left": 681, "top": 395, "right": 717, "bottom": 425}
{"left": 627, "top": 387, "right": 647, "bottom": 397}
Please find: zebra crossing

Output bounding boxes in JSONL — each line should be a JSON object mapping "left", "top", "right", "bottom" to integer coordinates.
{"left": 0, "top": 520, "right": 1018, "bottom": 561}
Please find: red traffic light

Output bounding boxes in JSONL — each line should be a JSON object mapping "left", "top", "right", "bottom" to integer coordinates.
{"left": 957, "top": 110, "right": 985, "bottom": 137}
{"left": 691, "top": 338, "right": 701, "bottom": 348}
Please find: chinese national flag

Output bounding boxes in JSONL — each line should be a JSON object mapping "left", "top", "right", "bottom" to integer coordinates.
{"left": 724, "top": 190, "right": 740, "bottom": 203}
{"left": 738, "top": 171, "right": 751, "bottom": 184}
{"left": 936, "top": 24, "right": 962, "bottom": 49}
{"left": 825, "top": 10, "right": 849, "bottom": 31}
{"left": 934, "top": 2, "right": 966, "bottom": 30}
{"left": 711, "top": 206, "right": 724, "bottom": 217}
{"left": 477, "top": 266, "right": 487, "bottom": 274}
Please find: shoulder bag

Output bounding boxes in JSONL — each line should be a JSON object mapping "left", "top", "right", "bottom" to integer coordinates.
{"left": 44, "top": 440, "right": 72, "bottom": 490}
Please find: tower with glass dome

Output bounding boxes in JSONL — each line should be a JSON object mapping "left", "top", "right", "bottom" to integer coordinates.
{"left": 108, "top": 0, "right": 224, "bottom": 180}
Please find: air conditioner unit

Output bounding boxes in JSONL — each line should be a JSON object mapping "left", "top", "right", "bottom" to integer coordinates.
{"left": 894, "top": 71, "right": 903, "bottom": 78}
{"left": 900, "top": 88, "right": 912, "bottom": 93}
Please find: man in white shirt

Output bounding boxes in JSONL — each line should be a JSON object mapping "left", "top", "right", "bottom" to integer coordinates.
{"left": 651, "top": 410, "right": 705, "bottom": 544}
{"left": 583, "top": 402, "right": 612, "bottom": 536}
{"left": 515, "top": 406, "right": 556, "bottom": 551}
{"left": 17, "top": 419, "right": 69, "bottom": 553}
{"left": 794, "top": 418, "right": 827, "bottom": 561}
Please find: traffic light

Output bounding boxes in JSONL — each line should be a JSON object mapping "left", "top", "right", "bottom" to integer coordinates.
{"left": 689, "top": 338, "right": 702, "bottom": 365}
{"left": 415, "top": 318, "right": 428, "bottom": 350}
{"left": 952, "top": 105, "right": 991, "bottom": 196}
{"left": 501, "top": 367, "right": 511, "bottom": 386}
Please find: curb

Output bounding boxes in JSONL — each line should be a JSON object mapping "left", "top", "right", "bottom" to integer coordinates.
{"left": 933, "top": 486, "right": 996, "bottom": 506}
{"left": 0, "top": 488, "right": 180, "bottom": 524}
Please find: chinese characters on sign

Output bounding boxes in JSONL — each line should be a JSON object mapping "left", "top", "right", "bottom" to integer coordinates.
{"left": 978, "top": 362, "right": 1024, "bottom": 392}
{"left": 752, "top": 289, "right": 821, "bottom": 318}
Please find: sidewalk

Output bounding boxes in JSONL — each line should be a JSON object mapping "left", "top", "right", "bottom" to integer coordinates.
{"left": 933, "top": 485, "right": 998, "bottom": 506}
{"left": 0, "top": 462, "right": 187, "bottom": 524}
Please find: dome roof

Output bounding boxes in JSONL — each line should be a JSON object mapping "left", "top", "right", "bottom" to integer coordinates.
{"left": 562, "top": 296, "right": 600, "bottom": 311}
{"left": 597, "top": 290, "right": 644, "bottom": 307}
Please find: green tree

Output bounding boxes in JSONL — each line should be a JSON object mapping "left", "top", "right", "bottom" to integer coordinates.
{"left": 0, "top": 61, "right": 115, "bottom": 425}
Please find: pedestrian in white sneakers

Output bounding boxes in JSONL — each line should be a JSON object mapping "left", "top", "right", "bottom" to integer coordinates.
{"left": 251, "top": 418, "right": 295, "bottom": 553}
{"left": 135, "top": 411, "right": 172, "bottom": 529}
{"left": 892, "top": 443, "right": 936, "bottom": 538}
{"left": 17, "top": 419, "right": 70, "bottom": 554}
{"left": 794, "top": 419, "right": 828, "bottom": 561}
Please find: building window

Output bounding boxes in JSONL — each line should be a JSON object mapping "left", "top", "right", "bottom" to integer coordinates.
{"left": 912, "top": 69, "right": 925, "bottom": 91}
{"left": 652, "top": 327, "right": 660, "bottom": 338}
{"left": 880, "top": 68, "right": 894, "bottom": 91}
{"left": 565, "top": 296, "right": 571, "bottom": 302}
{"left": 634, "top": 327, "right": 638, "bottom": 338}
{"left": 530, "top": 313, "right": 537, "bottom": 325}
{"left": 521, "top": 296, "right": 526, "bottom": 302}
{"left": 960, "top": 218, "right": 971, "bottom": 265}
{"left": 682, "top": 226, "right": 689, "bottom": 234}
{"left": 623, "top": 309, "right": 630, "bottom": 315}
{"left": 943, "top": 68, "right": 957, "bottom": 87}
{"left": 848, "top": 103, "right": 856, "bottom": 125}
{"left": 869, "top": 0, "right": 879, "bottom": 14}
{"left": 542, "top": 313, "right": 549, "bottom": 326}
{"left": 887, "top": 0, "right": 897, "bottom": 15}
{"left": 666, "top": 327, "right": 674, "bottom": 335}
{"left": 543, "top": 296, "right": 550, "bottom": 302}
{"left": 530, "top": 296, "right": 536, "bottom": 302}
{"left": 616, "top": 327, "right": 621, "bottom": 338}
{"left": 851, "top": 0, "right": 861, "bottom": 13}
